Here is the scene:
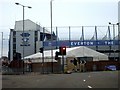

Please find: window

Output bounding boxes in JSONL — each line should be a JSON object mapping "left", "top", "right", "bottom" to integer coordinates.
{"left": 13, "top": 44, "right": 16, "bottom": 50}
{"left": 35, "top": 31, "right": 38, "bottom": 36}
{"left": 13, "top": 38, "right": 16, "bottom": 43}
{"left": 35, "top": 37, "right": 38, "bottom": 41}
{"left": 13, "top": 31, "right": 16, "bottom": 37}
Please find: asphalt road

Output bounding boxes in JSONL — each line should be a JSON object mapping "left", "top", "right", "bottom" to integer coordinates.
{"left": 2, "top": 71, "right": 119, "bottom": 88}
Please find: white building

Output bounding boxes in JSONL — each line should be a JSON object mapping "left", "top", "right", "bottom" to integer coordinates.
{"left": 9, "top": 19, "right": 56, "bottom": 61}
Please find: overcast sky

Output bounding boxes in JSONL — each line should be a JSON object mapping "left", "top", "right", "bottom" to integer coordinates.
{"left": 0, "top": 0, "right": 119, "bottom": 57}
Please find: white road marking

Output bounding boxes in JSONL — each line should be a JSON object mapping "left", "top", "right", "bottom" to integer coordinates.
{"left": 83, "top": 79, "right": 86, "bottom": 82}
{"left": 88, "top": 85, "right": 92, "bottom": 88}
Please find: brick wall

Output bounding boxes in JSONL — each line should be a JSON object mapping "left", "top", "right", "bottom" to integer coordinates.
{"left": 24, "top": 59, "right": 62, "bottom": 73}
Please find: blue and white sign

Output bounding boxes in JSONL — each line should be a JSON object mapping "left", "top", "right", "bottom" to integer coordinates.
{"left": 43, "top": 40, "right": 120, "bottom": 47}
{"left": 70, "top": 40, "right": 119, "bottom": 46}
{"left": 20, "top": 33, "right": 30, "bottom": 46}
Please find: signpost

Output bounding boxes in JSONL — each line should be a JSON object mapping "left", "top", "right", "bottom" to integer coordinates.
{"left": 59, "top": 46, "right": 66, "bottom": 73}
{"left": 39, "top": 47, "right": 44, "bottom": 74}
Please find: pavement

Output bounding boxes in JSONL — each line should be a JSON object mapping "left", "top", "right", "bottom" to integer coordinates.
{"left": 2, "top": 71, "right": 119, "bottom": 88}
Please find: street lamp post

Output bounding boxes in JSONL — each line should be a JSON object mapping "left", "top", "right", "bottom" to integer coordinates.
{"left": 15, "top": 3, "right": 32, "bottom": 74}
{"left": 109, "top": 22, "right": 116, "bottom": 61}
{"left": 50, "top": 0, "right": 54, "bottom": 73}
{"left": 117, "top": 23, "right": 120, "bottom": 62}
{"left": 1, "top": 32, "right": 3, "bottom": 58}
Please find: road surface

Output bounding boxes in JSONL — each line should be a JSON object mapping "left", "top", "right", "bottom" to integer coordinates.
{"left": 2, "top": 71, "right": 119, "bottom": 88}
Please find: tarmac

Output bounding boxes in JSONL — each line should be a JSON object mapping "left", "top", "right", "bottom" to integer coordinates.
{"left": 2, "top": 71, "right": 120, "bottom": 88}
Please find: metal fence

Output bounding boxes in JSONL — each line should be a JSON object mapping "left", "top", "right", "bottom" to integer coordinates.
{"left": 45, "top": 26, "right": 118, "bottom": 41}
